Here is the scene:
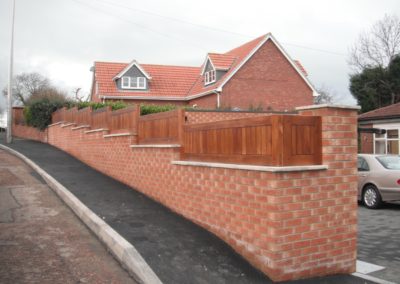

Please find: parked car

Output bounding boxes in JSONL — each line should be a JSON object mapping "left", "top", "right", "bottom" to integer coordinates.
{"left": 357, "top": 154, "right": 400, "bottom": 209}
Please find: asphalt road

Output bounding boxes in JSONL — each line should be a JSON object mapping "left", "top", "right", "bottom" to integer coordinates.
{"left": 358, "top": 202, "right": 400, "bottom": 283}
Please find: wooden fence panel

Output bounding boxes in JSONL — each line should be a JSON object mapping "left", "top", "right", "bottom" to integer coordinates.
{"left": 52, "top": 107, "right": 66, "bottom": 123}
{"left": 182, "top": 116, "right": 279, "bottom": 165}
{"left": 65, "top": 107, "right": 78, "bottom": 123}
{"left": 75, "top": 107, "right": 92, "bottom": 126}
{"left": 182, "top": 115, "right": 322, "bottom": 166}
{"left": 282, "top": 115, "right": 322, "bottom": 166}
{"left": 12, "top": 108, "right": 25, "bottom": 125}
{"left": 91, "top": 106, "right": 111, "bottom": 129}
{"left": 109, "top": 106, "right": 138, "bottom": 133}
{"left": 138, "top": 109, "right": 184, "bottom": 144}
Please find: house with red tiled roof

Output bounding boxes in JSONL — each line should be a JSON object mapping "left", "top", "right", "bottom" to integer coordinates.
{"left": 90, "top": 33, "right": 318, "bottom": 111}
{"left": 359, "top": 102, "right": 400, "bottom": 154}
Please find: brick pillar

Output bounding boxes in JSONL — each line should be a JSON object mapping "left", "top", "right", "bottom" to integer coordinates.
{"left": 280, "top": 104, "right": 359, "bottom": 279}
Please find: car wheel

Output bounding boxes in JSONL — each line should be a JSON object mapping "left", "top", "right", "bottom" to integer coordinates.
{"left": 362, "top": 185, "right": 382, "bottom": 209}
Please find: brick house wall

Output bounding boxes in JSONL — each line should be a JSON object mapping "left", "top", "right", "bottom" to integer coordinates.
{"left": 221, "top": 41, "right": 313, "bottom": 111}
{"left": 39, "top": 105, "right": 358, "bottom": 282}
{"left": 188, "top": 93, "right": 218, "bottom": 109}
{"left": 359, "top": 123, "right": 373, "bottom": 153}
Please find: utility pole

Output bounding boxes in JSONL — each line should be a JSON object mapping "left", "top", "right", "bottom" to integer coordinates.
{"left": 7, "top": 0, "right": 16, "bottom": 144}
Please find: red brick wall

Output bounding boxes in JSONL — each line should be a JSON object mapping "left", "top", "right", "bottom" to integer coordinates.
{"left": 44, "top": 106, "right": 358, "bottom": 282}
{"left": 185, "top": 110, "right": 275, "bottom": 124}
{"left": 12, "top": 124, "right": 48, "bottom": 143}
{"left": 359, "top": 124, "right": 373, "bottom": 153}
{"left": 221, "top": 40, "right": 313, "bottom": 111}
{"left": 188, "top": 93, "right": 218, "bottom": 109}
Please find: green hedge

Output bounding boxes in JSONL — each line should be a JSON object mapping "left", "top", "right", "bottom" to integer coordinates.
{"left": 140, "top": 104, "right": 176, "bottom": 115}
{"left": 74, "top": 101, "right": 127, "bottom": 111}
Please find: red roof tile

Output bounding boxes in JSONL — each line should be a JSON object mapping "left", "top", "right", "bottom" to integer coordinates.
{"left": 94, "top": 33, "right": 310, "bottom": 100}
{"left": 208, "top": 53, "right": 236, "bottom": 70}
{"left": 359, "top": 102, "right": 400, "bottom": 121}
{"left": 95, "top": 62, "right": 200, "bottom": 98}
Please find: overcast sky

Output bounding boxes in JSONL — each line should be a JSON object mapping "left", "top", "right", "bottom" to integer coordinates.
{"left": 1, "top": 0, "right": 400, "bottom": 110}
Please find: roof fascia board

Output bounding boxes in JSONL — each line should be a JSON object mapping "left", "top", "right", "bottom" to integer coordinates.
{"left": 100, "top": 90, "right": 217, "bottom": 101}
{"left": 112, "top": 60, "right": 152, "bottom": 80}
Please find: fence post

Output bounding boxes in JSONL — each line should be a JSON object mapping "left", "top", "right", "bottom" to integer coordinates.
{"left": 177, "top": 108, "right": 185, "bottom": 157}
{"left": 271, "top": 115, "right": 283, "bottom": 166}
{"left": 135, "top": 105, "right": 141, "bottom": 144}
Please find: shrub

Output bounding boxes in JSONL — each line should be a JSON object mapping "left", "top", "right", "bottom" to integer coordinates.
{"left": 140, "top": 104, "right": 176, "bottom": 115}
{"left": 25, "top": 98, "right": 65, "bottom": 130}
{"left": 75, "top": 101, "right": 127, "bottom": 111}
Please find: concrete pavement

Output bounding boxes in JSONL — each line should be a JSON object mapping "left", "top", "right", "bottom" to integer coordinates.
{"left": 0, "top": 149, "right": 136, "bottom": 284}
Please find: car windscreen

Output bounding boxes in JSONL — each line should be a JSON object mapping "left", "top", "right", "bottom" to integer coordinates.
{"left": 376, "top": 156, "right": 400, "bottom": 170}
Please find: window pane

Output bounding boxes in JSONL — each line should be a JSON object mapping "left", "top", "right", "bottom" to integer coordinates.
{"left": 357, "top": 158, "right": 369, "bottom": 171}
{"left": 387, "top": 140, "right": 399, "bottom": 154}
{"left": 138, "top": 77, "right": 145, "bottom": 88}
{"left": 130, "top": 77, "right": 138, "bottom": 88}
{"left": 376, "top": 156, "right": 400, "bottom": 170}
{"left": 387, "top": 129, "right": 399, "bottom": 139}
{"left": 375, "top": 140, "right": 386, "bottom": 154}
{"left": 122, "top": 77, "right": 129, "bottom": 87}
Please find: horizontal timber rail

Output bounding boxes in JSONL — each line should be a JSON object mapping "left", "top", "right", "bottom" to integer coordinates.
{"left": 181, "top": 114, "right": 322, "bottom": 166}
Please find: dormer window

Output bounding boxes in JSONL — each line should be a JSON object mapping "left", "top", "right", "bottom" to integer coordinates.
{"left": 204, "top": 70, "right": 216, "bottom": 85}
{"left": 121, "top": 76, "right": 146, "bottom": 90}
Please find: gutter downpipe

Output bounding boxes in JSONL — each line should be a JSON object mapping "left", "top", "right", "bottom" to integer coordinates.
{"left": 215, "top": 90, "right": 221, "bottom": 108}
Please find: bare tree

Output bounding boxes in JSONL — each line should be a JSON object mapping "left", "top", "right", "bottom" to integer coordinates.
{"left": 73, "top": 87, "right": 89, "bottom": 102}
{"left": 2, "top": 72, "right": 50, "bottom": 105}
{"left": 349, "top": 14, "right": 400, "bottom": 72}
{"left": 314, "top": 86, "right": 335, "bottom": 104}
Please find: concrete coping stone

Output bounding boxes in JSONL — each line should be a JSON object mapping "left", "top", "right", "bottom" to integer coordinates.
{"left": 130, "top": 144, "right": 181, "bottom": 148}
{"left": 72, "top": 125, "right": 91, "bottom": 131}
{"left": 61, "top": 123, "right": 77, "bottom": 128}
{"left": 295, "top": 104, "right": 361, "bottom": 111}
{"left": 48, "top": 122, "right": 64, "bottom": 127}
{"left": 84, "top": 128, "right": 109, "bottom": 134}
{"left": 104, "top": 133, "right": 136, "bottom": 138}
{"left": 172, "top": 160, "right": 328, "bottom": 172}
{"left": 0, "top": 144, "right": 163, "bottom": 284}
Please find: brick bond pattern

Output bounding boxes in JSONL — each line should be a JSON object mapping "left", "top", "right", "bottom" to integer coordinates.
{"left": 15, "top": 106, "right": 357, "bottom": 282}
{"left": 185, "top": 111, "right": 273, "bottom": 124}
{"left": 13, "top": 124, "right": 48, "bottom": 143}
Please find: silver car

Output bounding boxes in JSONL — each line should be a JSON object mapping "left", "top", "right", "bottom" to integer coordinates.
{"left": 358, "top": 154, "right": 400, "bottom": 209}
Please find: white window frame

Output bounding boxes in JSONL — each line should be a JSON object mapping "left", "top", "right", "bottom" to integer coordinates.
{"left": 121, "top": 76, "right": 146, "bottom": 90}
{"left": 373, "top": 125, "right": 400, "bottom": 154}
{"left": 204, "top": 70, "right": 216, "bottom": 85}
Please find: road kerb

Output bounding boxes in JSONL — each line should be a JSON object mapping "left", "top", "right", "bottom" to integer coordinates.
{"left": 0, "top": 144, "right": 162, "bottom": 284}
